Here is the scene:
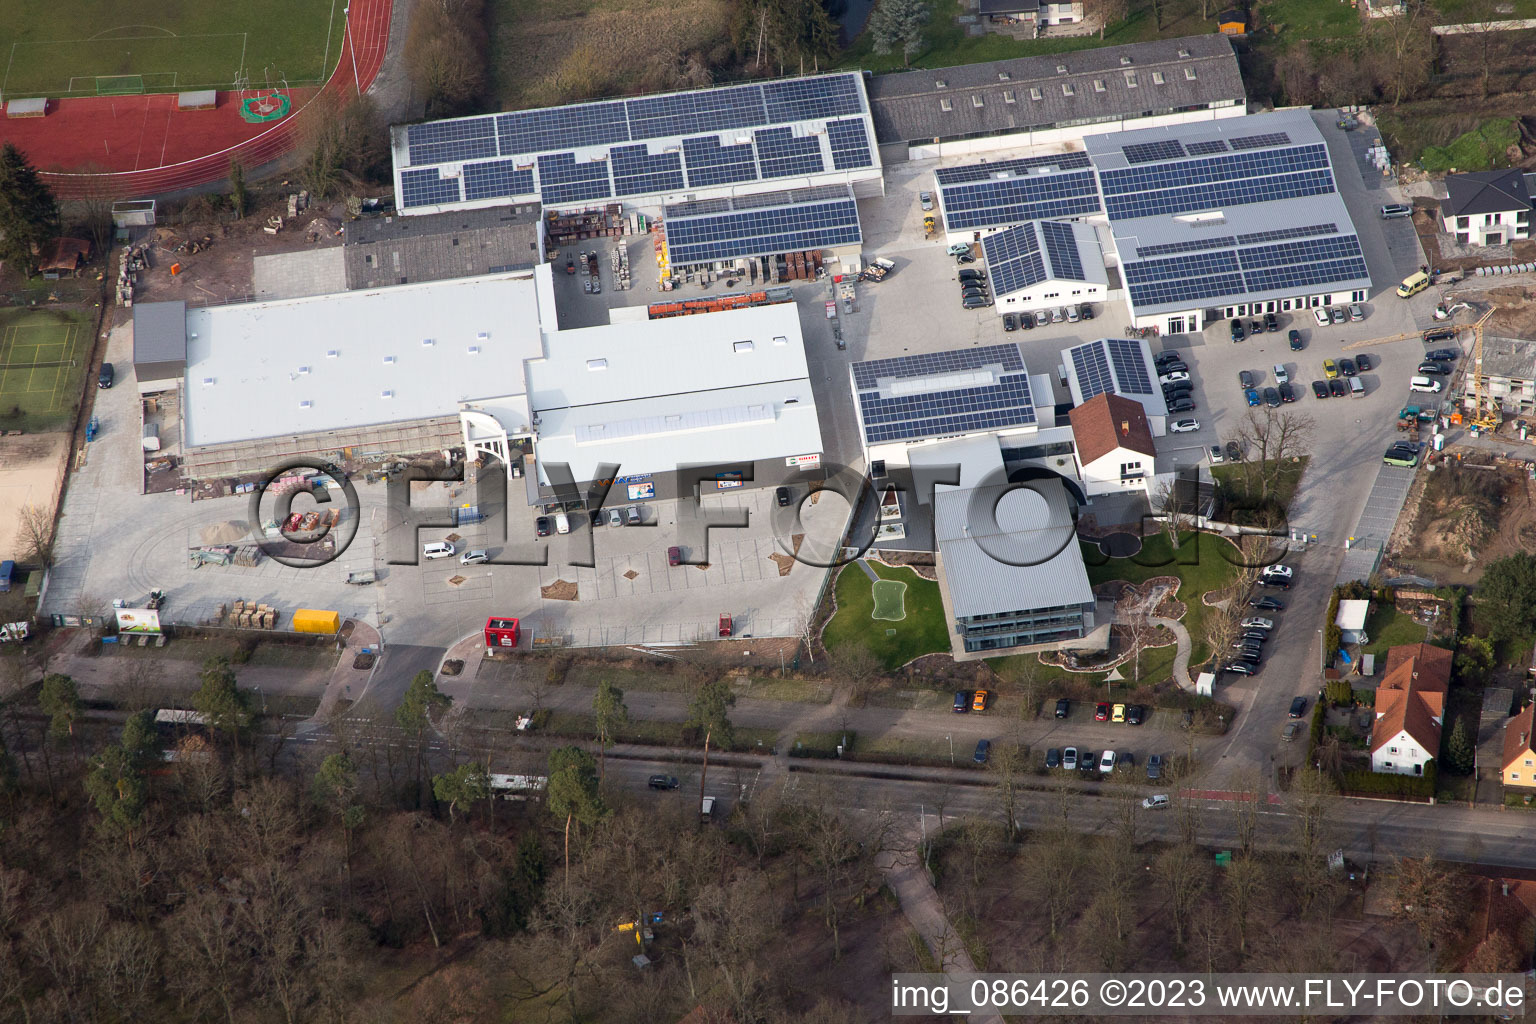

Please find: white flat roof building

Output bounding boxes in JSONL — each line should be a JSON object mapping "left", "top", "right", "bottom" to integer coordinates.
{"left": 183, "top": 272, "right": 546, "bottom": 451}
{"left": 527, "top": 304, "right": 823, "bottom": 489}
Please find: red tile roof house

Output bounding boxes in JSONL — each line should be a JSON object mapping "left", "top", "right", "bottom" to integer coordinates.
{"left": 1370, "top": 643, "right": 1450, "bottom": 777}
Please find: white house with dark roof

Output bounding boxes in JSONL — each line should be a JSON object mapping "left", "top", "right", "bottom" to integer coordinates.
{"left": 1440, "top": 169, "right": 1535, "bottom": 246}
{"left": 982, "top": 221, "right": 1107, "bottom": 313}
{"left": 977, "top": 0, "right": 1085, "bottom": 28}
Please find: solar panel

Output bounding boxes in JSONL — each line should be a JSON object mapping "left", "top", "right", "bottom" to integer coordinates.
{"left": 462, "top": 160, "right": 535, "bottom": 201}
{"left": 754, "top": 127, "right": 825, "bottom": 179}
{"left": 664, "top": 194, "right": 861, "bottom": 266}
{"left": 497, "top": 102, "right": 631, "bottom": 157}
{"left": 826, "top": 118, "right": 874, "bottom": 171}
{"left": 400, "top": 168, "right": 463, "bottom": 209}
{"left": 1069, "top": 343, "right": 1115, "bottom": 401}
{"left": 762, "top": 75, "right": 863, "bottom": 123}
{"left": 610, "top": 144, "right": 685, "bottom": 196}
{"left": 682, "top": 135, "right": 759, "bottom": 188}
{"left": 1228, "top": 132, "right": 1292, "bottom": 151}
{"left": 408, "top": 118, "right": 498, "bottom": 165}
{"left": 1127, "top": 273, "right": 1246, "bottom": 308}
{"left": 735, "top": 184, "right": 849, "bottom": 209}
{"left": 1122, "top": 140, "right": 1187, "bottom": 164}
{"left": 1099, "top": 144, "right": 1331, "bottom": 196}
{"left": 1136, "top": 236, "right": 1236, "bottom": 259}
{"left": 939, "top": 170, "right": 1101, "bottom": 231}
{"left": 1239, "top": 235, "right": 1367, "bottom": 292}
{"left": 1185, "top": 139, "right": 1229, "bottom": 156}
{"left": 851, "top": 344, "right": 1025, "bottom": 390}
{"left": 626, "top": 84, "right": 767, "bottom": 139}
{"left": 1106, "top": 339, "right": 1152, "bottom": 394}
{"left": 935, "top": 151, "right": 1091, "bottom": 186}
{"left": 536, "top": 153, "right": 613, "bottom": 205}
{"left": 983, "top": 226, "right": 1047, "bottom": 296}
{"left": 1101, "top": 144, "right": 1336, "bottom": 220}
{"left": 1235, "top": 222, "right": 1337, "bottom": 246}
{"left": 1040, "top": 221, "right": 1085, "bottom": 281}
{"left": 1124, "top": 250, "right": 1242, "bottom": 284}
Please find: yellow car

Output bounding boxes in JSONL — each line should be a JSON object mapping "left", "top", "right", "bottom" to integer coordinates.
{"left": 1323, "top": 359, "right": 1338, "bottom": 380}
{"left": 972, "top": 689, "right": 989, "bottom": 712}
{"left": 1112, "top": 703, "right": 1127, "bottom": 723}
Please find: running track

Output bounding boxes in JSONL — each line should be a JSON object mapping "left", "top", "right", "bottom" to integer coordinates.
{"left": 1, "top": 0, "right": 391, "bottom": 199}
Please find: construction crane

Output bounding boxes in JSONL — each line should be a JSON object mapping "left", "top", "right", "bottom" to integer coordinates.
{"left": 1468, "top": 307, "right": 1502, "bottom": 431}
{"left": 1340, "top": 329, "right": 1433, "bottom": 351}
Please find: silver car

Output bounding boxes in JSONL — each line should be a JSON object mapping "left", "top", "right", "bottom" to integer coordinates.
{"left": 605, "top": 508, "right": 624, "bottom": 528}
{"left": 1051, "top": 308, "right": 1065, "bottom": 323}
{"left": 1348, "top": 303, "right": 1364, "bottom": 322}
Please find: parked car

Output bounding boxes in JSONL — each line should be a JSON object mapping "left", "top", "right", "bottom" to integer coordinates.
{"left": 973, "top": 739, "right": 992, "bottom": 764}
{"left": 1339, "top": 357, "right": 1357, "bottom": 377}
{"left": 1323, "top": 359, "right": 1339, "bottom": 379}
{"left": 946, "top": 243, "right": 971, "bottom": 257}
{"left": 648, "top": 774, "right": 680, "bottom": 790}
{"left": 556, "top": 513, "right": 572, "bottom": 535}
{"left": 1289, "top": 329, "right": 1304, "bottom": 351}
{"left": 1168, "top": 398, "right": 1196, "bottom": 413}
{"left": 1249, "top": 596, "right": 1284, "bottom": 610}
{"left": 1329, "top": 378, "right": 1348, "bottom": 398}
{"left": 972, "top": 689, "right": 989, "bottom": 712}
{"left": 1158, "top": 370, "right": 1190, "bottom": 386}
{"left": 422, "top": 541, "right": 455, "bottom": 559}
{"left": 1425, "top": 348, "right": 1459, "bottom": 362}
{"left": 1116, "top": 751, "right": 1135, "bottom": 774}
{"left": 1224, "top": 662, "right": 1258, "bottom": 675}
{"left": 1155, "top": 350, "right": 1183, "bottom": 366}
{"left": 1080, "top": 304, "right": 1094, "bottom": 320}
{"left": 1159, "top": 360, "right": 1188, "bottom": 374}
{"left": 604, "top": 508, "right": 624, "bottom": 528}
{"left": 1225, "top": 441, "right": 1242, "bottom": 462}
{"left": 1062, "top": 747, "right": 1079, "bottom": 771}
{"left": 919, "top": 191, "right": 934, "bottom": 211}
{"left": 1262, "top": 387, "right": 1281, "bottom": 408}
{"left": 1112, "top": 703, "right": 1126, "bottom": 724}
{"left": 1417, "top": 361, "right": 1451, "bottom": 376}
{"left": 958, "top": 268, "right": 986, "bottom": 282}
{"left": 1262, "top": 564, "right": 1293, "bottom": 581}
{"left": 1003, "top": 313, "right": 1017, "bottom": 332}
{"left": 1240, "top": 616, "right": 1275, "bottom": 630}
{"left": 1264, "top": 312, "right": 1279, "bottom": 333}
{"left": 776, "top": 486, "right": 793, "bottom": 507}
{"left": 1095, "top": 702, "right": 1111, "bottom": 722}
{"left": 667, "top": 545, "right": 682, "bottom": 566}
{"left": 1311, "top": 380, "right": 1329, "bottom": 399}
{"left": 1051, "top": 308, "right": 1065, "bottom": 323}
{"left": 953, "top": 691, "right": 971, "bottom": 713}
{"left": 626, "top": 505, "right": 642, "bottom": 525}
{"left": 1330, "top": 306, "right": 1347, "bottom": 325}
{"left": 1230, "top": 318, "right": 1245, "bottom": 342}
{"left": 1020, "top": 312, "right": 1036, "bottom": 329}
{"left": 98, "top": 363, "right": 115, "bottom": 389}
{"left": 955, "top": 252, "right": 975, "bottom": 265}
{"left": 1380, "top": 203, "right": 1412, "bottom": 218}
{"left": 1098, "top": 750, "right": 1116, "bottom": 774}
{"left": 1410, "top": 376, "right": 1444, "bottom": 394}
{"left": 1054, "top": 698, "right": 1071, "bottom": 718}
{"left": 1066, "top": 306, "right": 1080, "bottom": 323}
{"left": 1046, "top": 748, "right": 1062, "bottom": 768}
{"left": 1245, "top": 388, "right": 1261, "bottom": 407}
{"left": 1147, "top": 754, "right": 1163, "bottom": 780}
{"left": 1279, "top": 383, "right": 1296, "bottom": 404}
{"left": 1170, "top": 418, "right": 1200, "bottom": 433}
{"left": 535, "top": 515, "right": 552, "bottom": 537}
{"left": 1384, "top": 445, "right": 1419, "bottom": 468}
{"left": 1348, "top": 303, "right": 1365, "bottom": 322}
{"left": 1283, "top": 722, "right": 1302, "bottom": 742}
{"left": 1126, "top": 704, "right": 1144, "bottom": 725}
{"left": 1209, "top": 444, "right": 1224, "bottom": 464}
{"left": 1289, "top": 696, "right": 1308, "bottom": 718}
{"left": 1238, "top": 369, "right": 1255, "bottom": 389}
{"left": 1142, "top": 794, "right": 1170, "bottom": 810}
{"left": 1355, "top": 354, "right": 1372, "bottom": 372}
{"left": 1272, "top": 363, "right": 1289, "bottom": 385}
{"left": 962, "top": 295, "right": 992, "bottom": 309}
{"left": 1079, "top": 751, "right": 1098, "bottom": 775}
{"left": 460, "top": 549, "right": 489, "bottom": 565}
{"left": 1313, "top": 308, "right": 1331, "bottom": 327}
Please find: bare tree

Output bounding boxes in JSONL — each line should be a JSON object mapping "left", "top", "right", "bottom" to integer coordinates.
{"left": 1231, "top": 767, "right": 1263, "bottom": 856}
{"left": 1383, "top": 855, "right": 1467, "bottom": 951}
{"left": 16, "top": 504, "right": 55, "bottom": 568}
{"left": 989, "top": 738, "right": 1028, "bottom": 842}
{"left": 828, "top": 644, "right": 882, "bottom": 705}
{"left": 1155, "top": 844, "right": 1207, "bottom": 948}
{"left": 1153, "top": 475, "right": 1191, "bottom": 552}
{"left": 1091, "top": 0, "right": 1129, "bottom": 37}
{"left": 1222, "top": 854, "right": 1267, "bottom": 958}
{"left": 1367, "top": 0, "right": 1437, "bottom": 106}
{"left": 1235, "top": 407, "right": 1315, "bottom": 504}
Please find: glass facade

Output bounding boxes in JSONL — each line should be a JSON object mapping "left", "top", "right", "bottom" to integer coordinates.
{"left": 957, "top": 601, "right": 1092, "bottom": 652}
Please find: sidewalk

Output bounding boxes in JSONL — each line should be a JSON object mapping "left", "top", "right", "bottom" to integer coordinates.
{"left": 305, "top": 619, "right": 383, "bottom": 728}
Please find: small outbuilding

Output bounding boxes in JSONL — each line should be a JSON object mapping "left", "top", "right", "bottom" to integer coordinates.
{"left": 1216, "top": 9, "right": 1247, "bottom": 34}
{"left": 1335, "top": 599, "right": 1371, "bottom": 646}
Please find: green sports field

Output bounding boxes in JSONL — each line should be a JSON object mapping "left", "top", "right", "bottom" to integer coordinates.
{"left": 0, "top": 309, "right": 94, "bottom": 432}
{"left": 1, "top": 0, "right": 347, "bottom": 98}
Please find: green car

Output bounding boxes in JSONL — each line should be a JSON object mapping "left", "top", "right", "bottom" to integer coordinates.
{"left": 1383, "top": 445, "right": 1419, "bottom": 468}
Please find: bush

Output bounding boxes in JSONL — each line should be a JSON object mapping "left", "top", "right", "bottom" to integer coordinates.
{"left": 1324, "top": 679, "right": 1354, "bottom": 706}
{"left": 1309, "top": 700, "right": 1326, "bottom": 748}
{"left": 1337, "top": 762, "right": 1435, "bottom": 799}
{"left": 1421, "top": 118, "right": 1519, "bottom": 173}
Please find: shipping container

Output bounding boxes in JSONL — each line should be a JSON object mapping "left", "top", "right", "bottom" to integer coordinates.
{"left": 292, "top": 608, "right": 341, "bottom": 634}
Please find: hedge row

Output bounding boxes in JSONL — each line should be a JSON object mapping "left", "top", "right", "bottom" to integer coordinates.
{"left": 1338, "top": 762, "right": 1436, "bottom": 800}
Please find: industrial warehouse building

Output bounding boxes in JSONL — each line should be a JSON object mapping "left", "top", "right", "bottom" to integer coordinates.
{"left": 342, "top": 205, "right": 544, "bottom": 290}
{"left": 526, "top": 303, "right": 824, "bottom": 504}
{"left": 866, "top": 35, "right": 1245, "bottom": 161}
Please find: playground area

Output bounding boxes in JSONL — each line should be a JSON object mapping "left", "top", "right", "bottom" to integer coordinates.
{"left": 0, "top": 308, "right": 93, "bottom": 433}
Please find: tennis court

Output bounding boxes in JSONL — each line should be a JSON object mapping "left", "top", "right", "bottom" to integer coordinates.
{"left": 0, "top": 310, "right": 92, "bottom": 432}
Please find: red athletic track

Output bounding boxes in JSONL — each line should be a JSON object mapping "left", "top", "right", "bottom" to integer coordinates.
{"left": 0, "top": 0, "right": 391, "bottom": 200}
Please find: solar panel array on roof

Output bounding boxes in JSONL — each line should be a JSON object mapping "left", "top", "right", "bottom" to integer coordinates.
{"left": 982, "top": 225, "right": 1046, "bottom": 296}
{"left": 1122, "top": 139, "right": 1187, "bottom": 164}
{"left": 1099, "top": 145, "right": 1334, "bottom": 221}
{"left": 664, "top": 187, "right": 861, "bottom": 266}
{"left": 1228, "top": 132, "right": 1291, "bottom": 151}
{"left": 934, "top": 151, "right": 1091, "bottom": 186}
{"left": 463, "top": 160, "right": 535, "bottom": 202}
{"left": 939, "top": 168, "right": 1101, "bottom": 231}
{"left": 1234, "top": 222, "right": 1337, "bottom": 246}
{"left": 852, "top": 345, "right": 1035, "bottom": 445}
{"left": 536, "top": 153, "right": 612, "bottom": 205}
{"left": 1135, "top": 235, "right": 1237, "bottom": 259}
{"left": 401, "top": 168, "right": 463, "bottom": 209}
{"left": 1040, "top": 221, "right": 1085, "bottom": 281}
{"left": 1124, "top": 233, "right": 1366, "bottom": 308}
{"left": 610, "top": 144, "right": 685, "bottom": 196}
{"left": 1068, "top": 342, "right": 1115, "bottom": 401}
{"left": 1105, "top": 339, "right": 1153, "bottom": 394}
{"left": 1185, "top": 139, "right": 1229, "bottom": 156}
{"left": 396, "top": 72, "right": 875, "bottom": 211}
{"left": 826, "top": 118, "right": 874, "bottom": 170}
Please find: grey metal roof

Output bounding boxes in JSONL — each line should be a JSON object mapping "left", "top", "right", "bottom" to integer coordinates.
{"left": 132, "top": 301, "right": 187, "bottom": 367}
{"left": 1480, "top": 336, "right": 1536, "bottom": 381}
{"left": 935, "top": 473, "right": 1094, "bottom": 619}
{"left": 1440, "top": 168, "right": 1533, "bottom": 219}
{"left": 865, "top": 35, "right": 1243, "bottom": 146}
{"left": 977, "top": 0, "right": 1040, "bottom": 12}
{"left": 344, "top": 206, "right": 541, "bottom": 289}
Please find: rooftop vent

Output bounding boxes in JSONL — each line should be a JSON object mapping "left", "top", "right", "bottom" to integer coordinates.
{"left": 325, "top": 349, "right": 339, "bottom": 358}
{"left": 939, "top": 98, "right": 952, "bottom": 112}
{"left": 587, "top": 358, "right": 608, "bottom": 371}
{"left": 935, "top": 79, "right": 947, "bottom": 89}
{"left": 997, "top": 71, "right": 1011, "bottom": 81}
{"left": 467, "top": 345, "right": 481, "bottom": 355}
{"left": 1056, "top": 64, "right": 1068, "bottom": 74}
{"left": 299, "top": 400, "right": 313, "bottom": 409}
{"left": 772, "top": 335, "right": 788, "bottom": 346}
{"left": 381, "top": 390, "right": 394, "bottom": 399}
{"left": 383, "top": 355, "right": 396, "bottom": 365}
{"left": 1120, "top": 419, "right": 1130, "bottom": 436}
{"left": 734, "top": 340, "right": 755, "bottom": 353}
{"left": 201, "top": 377, "right": 215, "bottom": 387}
{"left": 297, "top": 365, "right": 310, "bottom": 375}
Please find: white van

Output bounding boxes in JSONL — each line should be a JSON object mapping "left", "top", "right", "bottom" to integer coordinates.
{"left": 422, "top": 541, "right": 455, "bottom": 559}
{"left": 1349, "top": 377, "right": 1365, "bottom": 398}
{"left": 554, "top": 512, "right": 571, "bottom": 534}
{"left": 1409, "top": 376, "right": 1443, "bottom": 394}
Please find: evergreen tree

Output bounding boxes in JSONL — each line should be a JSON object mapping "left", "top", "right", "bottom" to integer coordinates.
{"left": 193, "top": 656, "right": 251, "bottom": 754}
{"left": 1445, "top": 716, "right": 1475, "bottom": 775}
{"left": 0, "top": 144, "right": 60, "bottom": 278}
{"left": 432, "top": 761, "right": 490, "bottom": 823}
{"left": 870, "top": 0, "right": 931, "bottom": 66}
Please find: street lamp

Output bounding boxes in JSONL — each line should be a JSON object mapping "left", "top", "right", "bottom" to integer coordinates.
{"left": 947, "top": 734, "right": 954, "bottom": 766}
{"left": 343, "top": 7, "right": 360, "bottom": 95}
{"left": 253, "top": 684, "right": 267, "bottom": 714}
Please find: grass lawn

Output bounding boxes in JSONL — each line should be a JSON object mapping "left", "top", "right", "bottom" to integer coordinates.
{"left": 1212, "top": 457, "right": 1309, "bottom": 526}
{"left": 0, "top": 308, "right": 94, "bottom": 431}
{"left": 0, "top": 0, "right": 345, "bottom": 97}
{"left": 540, "top": 711, "right": 778, "bottom": 753}
{"left": 1260, "top": 0, "right": 1361, "bottom": 39}
{"left": 1081, "top": 530, "right": 1241, "bottom": 674}
{"left": 822, "top": 561, "right": 950, "bottom": 671}
{"left": 1358, "top": 605, "right": 1429, "bottom": 662}
{"left": 838, "top": 0, "right": 1220, "bottom": 74}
